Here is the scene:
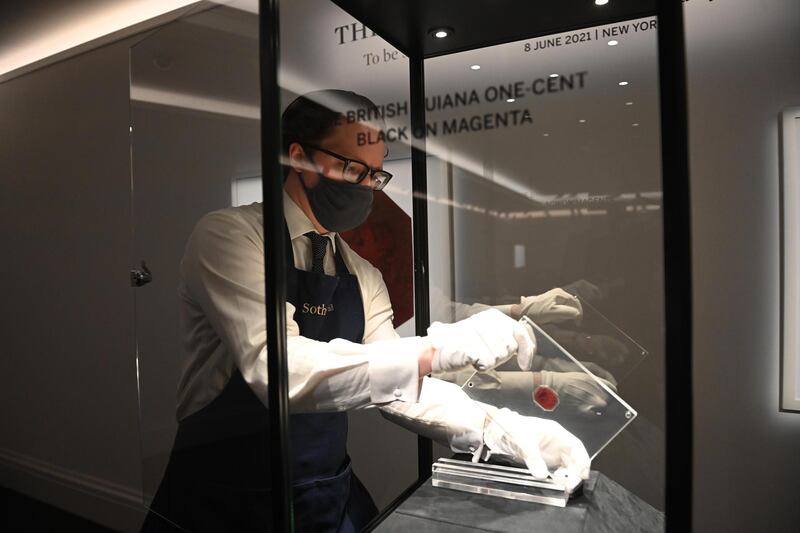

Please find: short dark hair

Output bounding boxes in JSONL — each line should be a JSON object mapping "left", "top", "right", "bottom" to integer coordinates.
{"left": 281, "top": 89, "right": 384, "bottom": 176}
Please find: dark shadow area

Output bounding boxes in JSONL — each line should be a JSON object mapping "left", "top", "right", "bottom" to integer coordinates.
{"left": 0, "top": 485, "right": 120, "bottom": 533}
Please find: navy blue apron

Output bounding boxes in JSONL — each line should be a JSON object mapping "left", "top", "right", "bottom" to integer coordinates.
{"left": 141, "top": 225, "right": 378, "bottom": 532}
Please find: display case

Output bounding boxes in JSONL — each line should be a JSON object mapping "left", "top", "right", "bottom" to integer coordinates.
{"left": 131, "top": 0, "right": 690, "bottom": 531}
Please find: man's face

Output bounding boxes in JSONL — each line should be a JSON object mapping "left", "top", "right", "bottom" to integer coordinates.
{"left": 301, "top": 120, "right": 386, "bottom": 187}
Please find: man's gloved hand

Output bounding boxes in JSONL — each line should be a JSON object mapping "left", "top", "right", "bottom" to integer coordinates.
{"left": 538, "top": 370, "right": 616, "bottom": 413}
{"left": 562, "top": 279, "right": 604, "bottom": 303}
{"left": 481, "top": 407, "right": 590, "bottom": 492}
{"left": 518, "top": 288, "right": 582, "bottom": 325}
{"left": 427, "top": 309, "right": 536, "bottom": 373}
{"left": 535, "top": 356, "right": 618, "bottom": 388}
{"left": 575, "top": 334, "right": 630, "bottom": 367}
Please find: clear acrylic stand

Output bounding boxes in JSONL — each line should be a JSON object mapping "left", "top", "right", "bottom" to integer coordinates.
{"left": 432, "top": 458, "right": 573, "bottom": 507}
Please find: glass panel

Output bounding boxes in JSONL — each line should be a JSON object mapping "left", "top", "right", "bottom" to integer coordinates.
{"left": 131, "top": 2, "right": 262, "bottom": 530}
{"left": 423, "top": 15, "right": 665, "bottom": 512}
{"left": 279, "top": 0, "right": 418, "bottom": 518}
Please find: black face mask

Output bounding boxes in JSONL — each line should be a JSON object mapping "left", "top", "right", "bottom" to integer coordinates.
{"left": 299, "top": 172, "right": 373, "bottom": 232}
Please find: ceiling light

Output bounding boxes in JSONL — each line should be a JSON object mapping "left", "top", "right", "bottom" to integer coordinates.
{"left": 579, "top": 119, "right": 586, "bottom": 123}
{"left": 618, "top": 81, "right": 629, "bottom": 86}
{"left": 430, "top": 27, "right": 453, "bottom": 39}
{"left": 595, "top": 0, "right": 610, "bottom": 5}
{"left": 543, "top": 133, "right": 550, "bottom": 137}
{"left": 632, "top": 123, "right": 640, "bottom": 127}
{"left": 608, "top": 40, "right": 619, "bottom": 46}
{"left": 470, "top": 64, "right": 481, "bottom": 70}
{"left": 549, "top": 73, "right": 559, "bottom": 78}
{"left": 506, "top": 98, "right": 515, "bottom": 103}
{"left": 625, "top": 101, "right": 634, "bottom": 106}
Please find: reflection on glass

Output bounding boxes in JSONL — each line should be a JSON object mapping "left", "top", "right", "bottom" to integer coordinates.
{"left": 430, "top": 281, "right": 648, "bottom": 388}
{"left": 540, "top": 292, "right": 649, "bottom": 385}
{"left": 463, "top": 317, "right": 636, "bottom": 461}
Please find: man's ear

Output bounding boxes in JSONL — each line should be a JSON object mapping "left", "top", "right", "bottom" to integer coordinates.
{"left": 287, "top": 142, "right": 308, "bottom": 175}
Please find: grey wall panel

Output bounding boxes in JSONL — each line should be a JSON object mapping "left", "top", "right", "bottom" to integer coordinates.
{"left": 0, "top": 37, "right": 144, "bottom": 531}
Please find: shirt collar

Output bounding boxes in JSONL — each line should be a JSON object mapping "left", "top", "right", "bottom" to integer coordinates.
{"left": 283, "top": 190, "right": 337, "bottom": 252}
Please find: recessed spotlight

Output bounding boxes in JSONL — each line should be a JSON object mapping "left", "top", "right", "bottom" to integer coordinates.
{"left": 632, "top": 123, "right": 640, "bottom": 127}
{"left": 543, "top": 133, "right": 550, "bottom": 137}
{"left": 618, "top": 81, "right": 629, "bottom": 86}
{"left": 579, "top": 119, "right": 586, "bottom": 123}
{"left": 549, "top": 73, "right": 559, "bottom": 78}
{"left": 506, "top": 98, "right": 515, "bottom": 103}
{"left": 429, "top": 27, "right": 453, "bottom": 39}
{"left": 595, "top": 0, "right": 609, "bottom": 5}
{"left": 470, "top": 64, "right": 481, "bottom": 70}
{"left": 625, "top": 101, "right": 634, "bottom": 106}
{"left": 608, "top": 40, "right": 619, "bottom": 46}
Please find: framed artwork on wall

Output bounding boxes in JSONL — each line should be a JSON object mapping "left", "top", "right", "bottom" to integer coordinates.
{"left": 781, "top": 106, "right": 800, "bottom": 412}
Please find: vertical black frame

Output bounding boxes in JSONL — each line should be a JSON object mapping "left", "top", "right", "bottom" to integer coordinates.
{"left": 260, "top": 0, "right": 293, "bottom": 531}
{"left": 656, "top": 2, "right": 693, "bottom": 531}
{"left": 409, "top": 55, "right": 435, "bottom": 483}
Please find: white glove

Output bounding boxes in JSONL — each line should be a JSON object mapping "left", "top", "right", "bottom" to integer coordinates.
{"left": 482, "top": 407, "right": 590, "bottom": 492}
{"left": 519, "top": 288, "right": 582, "bottom": 325}
{"left": 427, "top": 309, "right": 536, "bottom": 373}
{"left": 539, "top": 370, "right": 616, "bottom": 413}
{"left": 379, "top": 377, "right": 497, "bottom": 460}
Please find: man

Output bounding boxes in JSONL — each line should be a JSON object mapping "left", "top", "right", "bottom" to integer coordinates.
{"left": 141, "top": 90, "right": 591, "bottom": 533}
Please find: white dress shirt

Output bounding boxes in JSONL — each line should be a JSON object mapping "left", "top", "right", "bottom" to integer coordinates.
{"left": 174, "top": 191, "right": 488, "bottom": 455}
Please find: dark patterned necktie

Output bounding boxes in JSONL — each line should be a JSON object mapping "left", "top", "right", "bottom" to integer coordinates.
{"left": 305, "top": 232, "right": 328, "bottom": 274}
